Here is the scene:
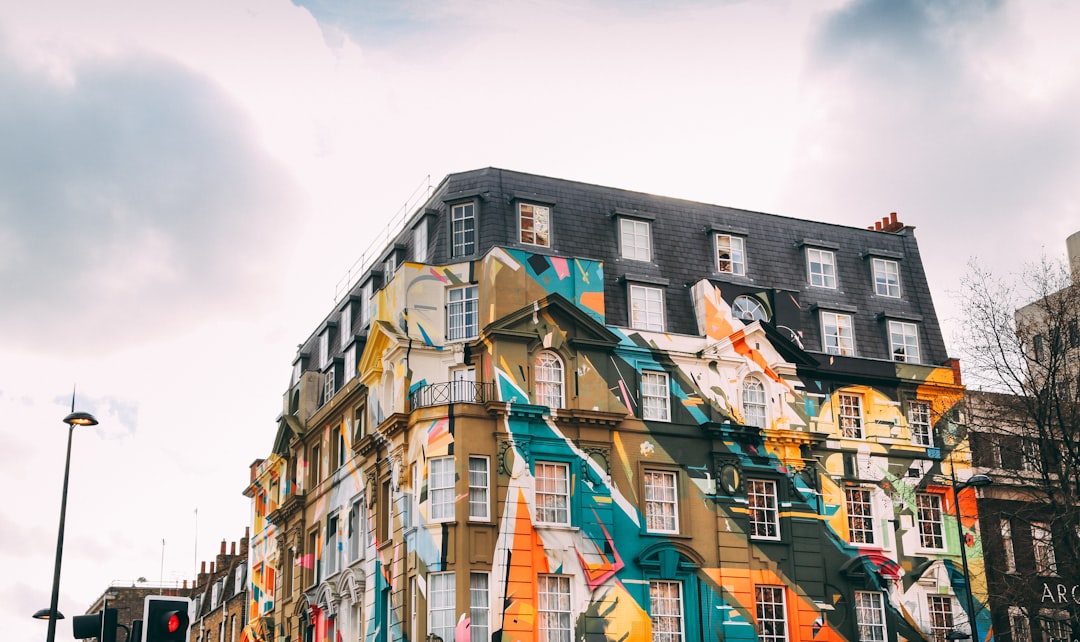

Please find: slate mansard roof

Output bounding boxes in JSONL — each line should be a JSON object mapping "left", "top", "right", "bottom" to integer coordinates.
{"left": 294, "top": 167, "right": 950, "bottom": 379}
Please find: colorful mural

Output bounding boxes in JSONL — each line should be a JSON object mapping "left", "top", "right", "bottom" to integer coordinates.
{"left": 250, "top": 245, "right": 985, "bottom": 642}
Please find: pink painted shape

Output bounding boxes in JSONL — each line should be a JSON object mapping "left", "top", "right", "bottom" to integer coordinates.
{"left": 551, "top": 256, "right": 570, "bottom": 279}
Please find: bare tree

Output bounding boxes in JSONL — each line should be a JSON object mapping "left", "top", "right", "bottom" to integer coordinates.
{"left": 956, "top": 256, "right": 1080, "bottom": 641}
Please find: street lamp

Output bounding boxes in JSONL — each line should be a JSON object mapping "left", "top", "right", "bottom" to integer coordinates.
{"left": 34, "top": 410, "right": 98, "bottom": 642}
{"left": 949, "top": 471, "right": 992, "bottom": 642}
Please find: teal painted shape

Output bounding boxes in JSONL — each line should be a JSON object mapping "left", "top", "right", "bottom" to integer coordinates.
{"left": 504, "top": 249, "right": 605, "bottom": 323}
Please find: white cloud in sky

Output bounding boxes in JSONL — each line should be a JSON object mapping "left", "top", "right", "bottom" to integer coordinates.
{"left": 2, "top": 0, "right": 1079, "bottom": 639}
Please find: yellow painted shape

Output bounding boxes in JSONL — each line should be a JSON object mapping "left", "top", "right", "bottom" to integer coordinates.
{"left": 591, "top": 582, "right": 651, "bottom": 642}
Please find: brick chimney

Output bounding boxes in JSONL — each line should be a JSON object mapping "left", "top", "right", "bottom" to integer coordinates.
{"left": 868, "top": 212, "right": 905, "bottom": 233}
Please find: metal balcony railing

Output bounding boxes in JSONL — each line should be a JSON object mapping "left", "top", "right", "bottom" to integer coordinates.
{"left": 410, "top": 381, "right": 495, "bottom": 409}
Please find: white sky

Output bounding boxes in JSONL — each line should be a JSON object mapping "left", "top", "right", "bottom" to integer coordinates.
{"left": 2, "top": 0, "right": 1079, "bottom": 637}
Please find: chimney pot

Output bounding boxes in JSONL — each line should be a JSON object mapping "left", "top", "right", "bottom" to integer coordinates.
{"left": 220, "top": 539, "right": 227, "bottom": 555}
{"left": 890, "top": 212, "right": 897, "bottom": 224}
{"left": 875, "top": 221, "right": 883, "bottom": 230}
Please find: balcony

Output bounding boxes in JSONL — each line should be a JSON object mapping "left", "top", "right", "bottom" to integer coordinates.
{"left": 410, "top": 381, "right": 496, "bottom": 409}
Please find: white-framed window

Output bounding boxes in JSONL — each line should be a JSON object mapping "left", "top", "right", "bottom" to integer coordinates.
{"left": 451, "top": 366, "right": 477, "bottom": 403}
{"left": 451, "top": 202, "right": 476, "bottom": 257}
{"left": 537, "top": 575, "right": 571, "bottom": 642}
{"left": 838, "top": 393, "right": 864, "bottom": 439}
{"left": 348, "top": 497, "right": 363, "bottom": 562}
{"left": 748, "top": 479, "right": 779, "bottom": 540}
{"left": 872, "top": 258, "right": 901, "bottom": 297}
{"left": 822, "top": 311, "right": 855, "bottom": 356}
{"left": 535, "top": 351, "right": 564, "bottom": 409}
{"left": 319, "top": 330, "right": 330, "bottom": 368}
{"left": 1002, "top": 518, "right": 1016, "bottom": 573}
{"left": 325, "top": 512, "right": 340, "bottom": 577}
{"left": 428, "top": 572, "right": 456, "bottom": 642}
{"left": 629, "top": 284, "right": 665, "bottom": 332}
{"left": 649, "top": 580, "right": 685, "bottom": 642}
{"left": 620, "top": 218, "right": 652, "bottom": 261}
{"left": 742, "top": 377, "right": 767, "bottom": 428}
{"left": 716, "top": 234, "right": 746, "bottom": 276}
{"left": 470, "top": 572, "right": 490, "bottom": 642}
{"left": 336, "top": 428, "right": 346, "bottom": 469}
{"left": 641, "top": 371, "right": 670, "bottom": 421}
{"left": 535, "top": 462, "right": 570, "bottom": 525}
{"left": 855, "top": 591, "right": 887, "bottom": 642}
{"left": 384, "top": 253, "right": 396, "bottom": 278}
{"left": 414, "top": 220, "right": 428, "bottom": 263}
{"left": 927, "top": 595, "right": 954, "bottom": 642}
{"left": 733, "top": 295, "right": 768, "bottom": 322}
{"left": 755, "top": 585, "right": 787, "bottom": 642}
{"left": 908, "top": 401, "right": 932, "bottom": 447}
{"left": 889, "top": 320, "right": 921, "bottom": 363}
{"left": 807, "top": 247, "right": 837, "bottom": 288}
{"left": 917, "top": 493, "right": 945, "bottom": 550}
{"left": 1008, "top": 606, "right": 1030, "bottom": 642}
{"left": 360, "top": 281, "right": 372, "bottom": 325}
{"left": 519, "top": 203, "right": 551, "bottom": 247}
{"left": 323, "top": 367, "right": 336, "bottom": 405}
{"left": 845, "top": 487, "right": 875, "bottom": 545}
{"left": 1032, "top": 522, "right": 1057, "bottom": 576}
{"left": 344, "top": 344, "right": 356, "bottom": 384}
{"left": 447, "top": 285, "right": 479, "bottom": 341}
{"left": 468, "top": 456, "right": 490, "bottom": 521}
{"left": 340, "top": 306, "right": 352, "bottom": 349}
{"left": 644, "top": 470, "right": 679, "bottom": 533}
{"left": 429, "top": 456, "right": 455, "bottom": 523}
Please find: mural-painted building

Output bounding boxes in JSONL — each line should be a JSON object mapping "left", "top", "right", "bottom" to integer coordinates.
{"left": 245, "top": 169, "right": 986, "bottom": 642}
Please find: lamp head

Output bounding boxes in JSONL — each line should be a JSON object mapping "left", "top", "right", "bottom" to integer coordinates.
{"left": 962, "top": 474, "right": 993, "bottom": 489}
{"left": 32, "top": 608, "right": 64, "bottom": 620}
{"left": 63, "top": 411, "right": 98, "bottom": 427}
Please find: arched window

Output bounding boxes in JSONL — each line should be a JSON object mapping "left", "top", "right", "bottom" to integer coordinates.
{"left": 742, "top": 377, "right": 767, "bottom": 428}
{"left": 535, "top": 351, "right": 564, "bottom": 409}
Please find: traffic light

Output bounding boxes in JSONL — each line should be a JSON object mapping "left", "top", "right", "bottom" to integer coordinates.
{"left": 72, "top": 607, "right": 118, "bottom": 642}
{"left": 142, "top": 595, "right": 191, "bottom": 642}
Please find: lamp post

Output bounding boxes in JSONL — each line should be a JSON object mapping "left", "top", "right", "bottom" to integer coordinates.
{"left": 34, "top": 410, "right": 98, "bottom": 642}
{"left": 949, "top": 470, "right": 992, "bottom": 642}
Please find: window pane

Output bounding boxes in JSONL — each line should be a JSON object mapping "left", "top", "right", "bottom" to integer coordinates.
{"left": 452, "top": 203, "right": 476, "bottom": 257}
{"left": 538, "top": 576, "right": 571, "bottom": 642}
{"left": 742, "top": 377, "right": 767, "bottom": 428}
{"left": 872, "top": 258, "right": 901, "bottom": 297}
{"left": 716, "top": 235, "right": 746, "bottom": 275}
{"left": 520, "top": 204, "right": 551, "bottom": 247}
{"left": 845, "top": 488, "right": 875, "bottom": 545}
{"left": 468, "top": 457, "right": 489, "bottom": 521}
{"left": 748, "top": 480, "right": 779, "bottom": 539}
{"left": 650, "top": 581, "right": 684, "bottom": 642}
{"left": 447, "top": 286, "right": 479, "bottom": 341}
{"left": 641, "top": 371, "right": 670, "bottom": 421}
{"left": 621, "top": 219, "right": 652, "bottom": 261}
{"left": 755, "top": 585, "right": 787, "bottom": 642}
{"left": 430, "top": 457, "right": 455, "bottom": 522}
{"left": 839, "top": 394, "right": 863, "bottom": 439}
{"left": 889, "top": 320, "right": 921, "bottom": 363}
{"left": 470, "top": 573, "right": 489, "bottom": 642}
{"left": 535, "top": 462, "right": 570, "bottom": 524}
{"left": 855, "top": 592, "right": 886, "bottom": 642}
{"left": 807, "top": 248, "right": 836, "bottom": 288}
{"left": 917, "top": 494, "right": 944, "bottom": 549}
{"left": 630, "top": 284, "right": 665, "bottom": 331}
{"left": 822, "top": 312, "right": 855, "bottom": 356}
{"left": 535, "top": 351, "right": 564, "bottom": 409}
{"left": 428, "top": 572, "right": 456, "bottom": 642}
{"left": 644, "top": 471, "right": 679, "bottom": 533}
{"left": 908, "top": 401, "right": 932, "bottom": 447}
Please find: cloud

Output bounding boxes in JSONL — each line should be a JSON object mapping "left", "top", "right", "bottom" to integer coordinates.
{"left": 0, "top": 39, "right": 302, "bottom": 355}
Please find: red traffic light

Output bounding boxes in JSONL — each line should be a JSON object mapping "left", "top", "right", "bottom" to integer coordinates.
{"left": 142, "top": 595, "right": 191, "bottom": 642}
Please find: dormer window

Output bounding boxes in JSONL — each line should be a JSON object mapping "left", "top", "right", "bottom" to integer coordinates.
{"left": 519, "top": 203, "right": 551, "bottom": 247}
{"left": 319, "top": 330, "right": 330, "bottom": 368}
{"left": 340, "top": 304, "right": 352, "bottom": 350}
{"left": 715, "top": 234, "right": 746, "bottom": 275}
